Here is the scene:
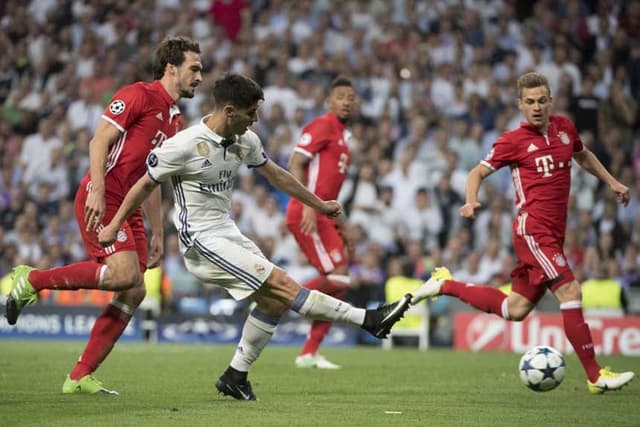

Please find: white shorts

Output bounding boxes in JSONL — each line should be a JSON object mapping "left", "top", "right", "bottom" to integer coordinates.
{"left": 182, "top": 220, "right": 274, "bottom": 300}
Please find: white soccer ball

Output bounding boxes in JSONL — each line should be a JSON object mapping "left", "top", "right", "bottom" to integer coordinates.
{"left": 518, "top": 345, "right": 565, "bottom": 392}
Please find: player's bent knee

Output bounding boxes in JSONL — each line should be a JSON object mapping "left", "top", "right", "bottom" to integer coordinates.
{"left": 263, "top": 268, "right": 301, "bottom": 304}
{"left": 507, "top": 302, "right": 533, "bottom": 321}
{"left": 108, "top": 269, "right": 142, "bottom": 291}
{"left": 104, "top": 253, "right": 143, "bottom": 291}
{"left": 554, "top": 280, "right": 582, "bottom": 302}
{"left": 509, "top": 310, "right": 529, "bottom": 322}
{"left": 506, "top": 293, "right": 535, "bottom": 321}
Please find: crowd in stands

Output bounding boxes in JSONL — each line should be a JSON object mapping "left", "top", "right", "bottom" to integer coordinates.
{"left": 1, "top": 0, "right": 639, "bottom": 316}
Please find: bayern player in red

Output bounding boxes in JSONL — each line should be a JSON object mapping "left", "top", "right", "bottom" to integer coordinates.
{"left": 6, "top": 36, "right": 203, "bottom": 394}
{"left": 285, "top": 76, "right": 356, "bottom": 369}
{"left": 412, "top": 72, "right": 634, "bottom": 394}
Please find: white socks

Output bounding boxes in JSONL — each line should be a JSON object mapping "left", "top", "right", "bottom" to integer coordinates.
{"left": 501, "top": 298, "right": 510, "bottom": 320}
{"left": 230, "top": 310, "right": 279, "bottom": 372}
{"left": 291, "top": 288, "right": 366, "bottom": 325}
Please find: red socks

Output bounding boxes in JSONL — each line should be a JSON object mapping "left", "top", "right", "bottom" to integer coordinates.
{"left": 28, "top": 262, "right": 103, "bottom": 291}
{"left": 561, "top": 303, "right": 601, "bottom": 382}
{"left": 301, "top": 321, "right": 333, "bottom": 355}
{"left": 70, "top": 304, "right": 131, "bottom": 380}
{"left": 441, "top": 280, "right": 506, "bottom": 316}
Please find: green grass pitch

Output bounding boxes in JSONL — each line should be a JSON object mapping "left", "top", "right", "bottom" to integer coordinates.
{"left": 0, "top": 341, "right": 637, "bottom": 427}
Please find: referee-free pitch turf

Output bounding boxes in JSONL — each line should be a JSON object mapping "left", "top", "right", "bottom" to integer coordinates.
{"left": 0, "top": 341, "right": 637, "bottom": 427}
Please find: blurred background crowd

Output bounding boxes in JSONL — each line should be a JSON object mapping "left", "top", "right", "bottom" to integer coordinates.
{"left": 1, "top": 0, "right": 639, "bottom": 327}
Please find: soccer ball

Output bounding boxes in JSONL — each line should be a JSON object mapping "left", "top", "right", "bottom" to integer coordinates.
{"left": 518, "top": 345, "right": 565, "bottom": 392}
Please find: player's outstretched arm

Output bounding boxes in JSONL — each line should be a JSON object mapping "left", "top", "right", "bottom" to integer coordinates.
{"left": 98, "top": 173, "right": 160, "bottom": 247}
{"left": 287, "top": 151, "right": 318, "bottom": 234}
{"left": 460, "top": 163, "right": 493, "bottom": 219}
{"left": 142, "top": 186, "right": 164, "bottom": 268}
{"left": 258, "top": 159, "right": 342, "bottom": 218}
{"left": 573, "top": 149, "right": 630, "bottom": 206}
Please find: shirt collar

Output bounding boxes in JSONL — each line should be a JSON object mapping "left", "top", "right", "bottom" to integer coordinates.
{"left": 152, "top": 80, "right": 177, "bottom": 106}
{"left": 520, "top": 115, "right": 555, "bottom": 135}
{"left": 325, "top": 111, "right": 345, "bottom": 130}
{"left": 200, "top": 115, "right": 237, "bottom": 147}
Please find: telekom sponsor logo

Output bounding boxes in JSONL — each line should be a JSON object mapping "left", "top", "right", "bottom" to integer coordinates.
{"left": 455, "top": 313, "right": 640, "bottom": 356}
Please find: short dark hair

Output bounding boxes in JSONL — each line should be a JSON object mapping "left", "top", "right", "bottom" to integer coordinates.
{"left": 517, "top": 72, "right": 550, "bottom": 98}
{"left": 153, "top": 36, "right": 200, "bottom": 80}
{"left": 213, "top": 74, "right": 264, "bottom": 110}
{"left": 330, "top": 75, "right": 353, "bottom": 92}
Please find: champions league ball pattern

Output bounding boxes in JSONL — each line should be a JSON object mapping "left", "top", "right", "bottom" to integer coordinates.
{"left": 519, "top": 345, "right": 565, "bottom": 392}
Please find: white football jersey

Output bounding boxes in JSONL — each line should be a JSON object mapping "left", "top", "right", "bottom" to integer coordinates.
{"left": 146, "top": 116, "right": 268, "bottom": 250}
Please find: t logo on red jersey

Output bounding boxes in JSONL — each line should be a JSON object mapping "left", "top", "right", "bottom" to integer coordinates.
{"left": 535, "top": 155, "right": 554, "bottom": 177}
{"left": 151, "top": 129, "right": 168, "bottom": 146}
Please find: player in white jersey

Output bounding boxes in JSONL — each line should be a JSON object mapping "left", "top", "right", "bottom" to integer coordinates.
{"left": 97, "top": 74, "right": 412, "bottom": 400}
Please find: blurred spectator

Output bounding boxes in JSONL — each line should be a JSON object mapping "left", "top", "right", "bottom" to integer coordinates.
{"left": 571, "top": 75, "right": 600, "bottom": 136}
{"left": 20, "top": 117, "right": 61, "bottom": 182}
{"left": 66, "top": 85, "right": 103, "bottom": 132}
{"left": 163, "top": 234, "right": 202, "bottom": 311}
{"left": 250, "top": 194, "right": 285, "bottom": 242}
{"left": 349, "top": 248, "right": 385, "bottom": 308}
{"left": 581, "top": 260, "right": 628, "bottom": 315}
{"left": 454, "top": 250, "right": 492, "bottom": 284}
{"left": 24, "top": 146, "right": 69, "bottom": 203}
{"left": 399, "top": 188, "right": 442, "bottom": 252}
{"left": 598, "top": 79, "right": 637, "bottom": 145}
{"left": 593, "top": 199, "right": 627, "bottom": 256}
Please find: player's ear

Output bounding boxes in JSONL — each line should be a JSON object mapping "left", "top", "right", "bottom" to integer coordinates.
{"left": 223, "top": 104, "right": 235, "bottom": 118}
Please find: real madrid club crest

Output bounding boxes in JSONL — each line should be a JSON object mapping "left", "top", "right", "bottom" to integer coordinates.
{"left": 197, "top": 141, "right": 210, "bottom": 157}
{"left": 254, "top": 264, "right": 265, "bottom": 275}
{"left": 558, "top": 131, "right": 570, "bottom": 145}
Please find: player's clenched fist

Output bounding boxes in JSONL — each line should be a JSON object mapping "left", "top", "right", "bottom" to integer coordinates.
{"left": 460, "top": 201, "right": 481, "bottom": 219}
{"left": 320, "top": 200, "right": 343, "bottom": 218}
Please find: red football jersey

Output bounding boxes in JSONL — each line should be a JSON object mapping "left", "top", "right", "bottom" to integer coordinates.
{"left": 481, "top": 115, "right": 584, "bottom": 238}
{"left": 84, "top": 80, "right": 183, "bottom": 199}
{"left": 286, "top": 112, "right": 351, "bottom": 219}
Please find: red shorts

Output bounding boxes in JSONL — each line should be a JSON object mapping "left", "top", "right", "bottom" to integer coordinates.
{"left": 286, "top": 216, "right": 346, "bottom": 274}
{"left": 510, "top": 233, "right": 574, "bottom": 304}
{"left": 74, "top": 182, "right": 148, "bottom": 272}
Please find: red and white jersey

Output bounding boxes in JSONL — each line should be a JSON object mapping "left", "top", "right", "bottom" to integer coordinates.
{"left": 481, "top": 115, "right": 584, "bottom": 238}
{"left": 286, "top": 112, "right": 351, "bottom": 220}
{"left": 83, "top": 80, "right": 183, "bottom": 200}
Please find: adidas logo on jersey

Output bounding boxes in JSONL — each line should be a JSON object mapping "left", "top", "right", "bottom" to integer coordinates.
{"left": 527, "top": 144, "right": 538, "bottom": 153}
{"left": 201, "top": 159, "right": 212, "bottom": 168}
{"left": 156, "top": 112, "right": 163, "bottom": 121}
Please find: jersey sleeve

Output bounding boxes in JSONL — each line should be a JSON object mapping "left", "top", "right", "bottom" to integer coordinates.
{"left": 293, "top": 120, "right": 329, "bottom": 158}
{"left": 101, "top": 84, "right": 145, "bottom": 132}
{"left": 564, "top": 117, "right": 584, "bottom": 153}
{"left": 244, "top": 131, "right": 269, "bottom": 168}
{"left": 146, "top": 137, "right": 186, "bottom": 182}
{"left": 480, "top": 134, "right": 516, "bottom": 171}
